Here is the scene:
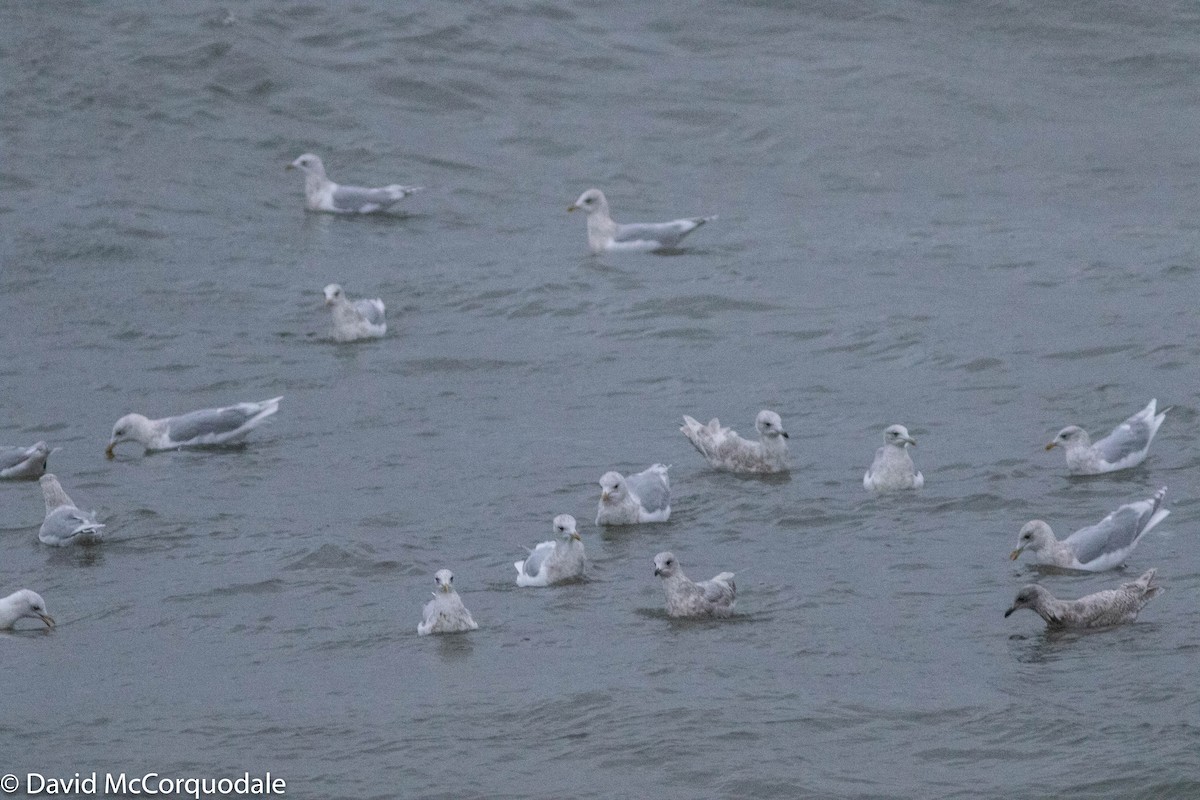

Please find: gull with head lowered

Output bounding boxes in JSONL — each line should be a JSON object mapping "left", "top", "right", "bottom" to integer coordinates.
{"left": 568, "top": 188, "right": 715, "bottom": 253}
{"left": 107, "top": 397, "right": 281, "bottom": 457}
{"left": 38, "top": 474, "right": 104, "bottom": 547}
{"left": 1005, "top": 569, "right": 1162, "bottom": 629}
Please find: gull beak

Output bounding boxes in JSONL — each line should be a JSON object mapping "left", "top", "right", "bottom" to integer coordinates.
{"left": 439, "top": 583, "right": 452, "bottom": 594}
{"left": 567, "top": 204, "right": 579, "bottom": 212}
{"left": 1009, "top": 547, "right": 1023, "bottom": 561}
{"left": 285, "top": 163, "right": 295, "bottom": 171}
{"left": 905, "top": 436, "right": 917, "bottom": 447}
{"left": 1044, "top": 441, "right": 1057, "bottom": 451}
{"left": 105, "top": 442, "right": 116, "bottom": 459}
{"left": 570, "top": 532, "right": 582, "bottom": 542}
{"left": 1003, "top": 606, "right": 1016, "bottom": 618}
{"left": 654, "top": 568, "right": 662, "bottom": 577}
{"left": 601, "top": 491, "right": 610, "bottom": 502}
{"left": 781, "top": 431, "right": 789, "bottom": 439}
{"left": 38, "top": 613, "right": 55, "bottom": 629}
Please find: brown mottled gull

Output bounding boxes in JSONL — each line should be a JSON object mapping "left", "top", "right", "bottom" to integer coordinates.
{"left": 1005, "top": 569, "right": 1162, "bottom": 628}
{"left": 417, "top": 570, "right": 478, "bottom": 636}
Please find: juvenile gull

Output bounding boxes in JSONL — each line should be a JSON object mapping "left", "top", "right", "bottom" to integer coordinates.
{"left": 1009, "top": 487, "right": 1168, "bottom": 572}
{"left": 1046, "top": 399, "right": 1169, "bottom": 475}
{"left": 863, "top": 424, "right": 924, "bottom": 492}
{"left": 38, "top": 474, "right": 104, "bottom": 547}
{"left": 324, "top": 284, "right": 386, "bottom": 342}
{"left": 417, "top": 569, "right": 478, "bottom": 635}
{"left": 680, "top": 410, "right": 789, "bottom": 474}
{"left": 106, "top": 397, "right": 282, "bottom": 457}
{"left": 287, "top": 153, "right": 422, "bottom": 214}
{"left": 653, "top": 552, "right": 737, "bottom": 618}
{"left": 567, "top": 188, "right": 716, "bottom": 253}
{"left": 1004, "top": 569, "right": 1162, "bottom": 629}
{"left": 596, "top": 464, "right": 671, "bottom": 526}
{"left": 0, "top": 441, "right": 56, "bottom": 480}
{"left": 0, "top": 590, "right": 55, "bottom": 630}
{"left": 515, "top": 514, "right": 585, "bottom": 587}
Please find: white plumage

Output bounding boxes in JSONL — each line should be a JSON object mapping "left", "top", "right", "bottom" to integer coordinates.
{"left": 595, "top": 464, "right": 671, "bottom": 526}
{"left": 38, "top": 474, "right": 104, "bottom": 547}
{"left": 863, "top": 424, "right": 924, "bottom": 492}
{"left": 567, "top": 188, "right": 716, "bottom": 253}
{"left": 0, "top": 589, "right": 55, "bottom": 630}
{"left": 418, "top": 569, "right": 478, "bottom": 636}
{"left": 1046, "top": 399, "right": 1169, "bottom": 475}
{"left": 106, "top": 397, "right": 282, "bottom": 457}
{"left": 288, "top": 153, "right": 421, "bottom": 214}
{"left": 680, "top": 409, "right": 789, "bottom": 473}
{"left": 323, "top": 283, "right": 386, "bottom": 342}
{"left": 515, "top": 514, "right": 585, "bottom": 587}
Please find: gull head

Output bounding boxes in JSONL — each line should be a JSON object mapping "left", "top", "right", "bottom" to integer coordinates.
{"left": 568, "top": 188, "right": 608, "bottom": 215}
{"left": 653, "top": 552, "right": 678, "bottom": 579}
{"left": 107, "top": 413, "right": 152, "bottom": 458}
{"left": 6, "top": 590, "right": 55, "bottom": 629}
{"left": 1046, "top": 425, "right": 1088, "bottom": 451}
{"left": 884, "top": 424, "right": 916, "bottom": 448}
{"left": 598, "top": 471, "right": 625, "bottom": 504}
{"left": 434, "top": 569, "right": 455, "bottom": 594}
{"left": 287, "top": 153, "right": 327, "bottom": 178}
{"left": 756, "top": 410, "right": 788, "bottom": 439}
{"left": 553, "top": 514, "right": 580, "bottom": 542}
{"left": 1010, "top": 520, "right": 1055, "bottom": 561}
{"left": 1005, "top": 584, "right": 1051, "bottom": 618}
{"left": 323, "top": 284, "right": 345, "bottom": 307}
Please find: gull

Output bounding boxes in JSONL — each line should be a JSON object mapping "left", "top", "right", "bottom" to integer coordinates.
{"left": 107, "top": 397, "right": 282, "bottom": 457}
{"left": 38, "top": 474, "right": 104, "bottom": 547}
{"left": 1009, "top": 487, "right": 1168, "bottom": 571}
{"left": 515, "top": 514, "right": 586, "bottom": 587}
{"left": 0, "top": 441, "right": 56, "bottom": 480}
{"left": 596, "top": 464, "right": 671, "bottom": 526}
{"left": 417, "top": 569, "right": 478, "bottom": 635}
{"left": 680, "top": 410, "right": 789, "bottom": 474}
{"left": 1046, "top": 399, "right": 1169, "bottom": 475}
{"left": 567, "top": 188, "right": 716, "bottom": 253}
{"left": 653, "top": 552, "right": 737, "bottom": 618}
{"left": 863, "top": 424, "right": 924, "bottom": 491}
{"left": 1005, "top": 569, "right": 1162, "bottom": 628}
{"left": 324, "top": 284, "right": 386, "bottom": 341}
{"left": 287, "top": 153, "right": 422, "bottom": 214}
{"left": 0, "top": 590, "right": 55, "bottom": 630}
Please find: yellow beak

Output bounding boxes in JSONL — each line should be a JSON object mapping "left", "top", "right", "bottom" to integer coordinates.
{"left": 567, "top": 204, "right": 579, "bottom": 212}
{"left": 39, "top": 613, "right": 55, "bottom": 628}
{"left": 1044, "top": 442, "right": 1057, "bottom": 451}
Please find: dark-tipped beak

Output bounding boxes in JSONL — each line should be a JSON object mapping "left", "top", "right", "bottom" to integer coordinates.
{"left": 1044, "top": 442, "right": 1056, "bottom": 451}
{"left": 105, "top": 442, "right": 116, "bottom": 459}
{"left": 39, "top": 613, "right": 56, "bottom": 628}
{"left": 1003, "top": 606, "right": 1015, "bottom": 618}
{"left": 1009, "top": 548, "right": 1022, "bottom": 561}
{"left": 567, "top": 204, "right": 579, "bottom": 212}
{"left": 781, "top": 431, "right": 789, "bottom": 439}
{"left": 654, "top": 568, "right": 662, "bottom": 577}
{"left": 286, "top": 163, "right": 295, "bottom": 171}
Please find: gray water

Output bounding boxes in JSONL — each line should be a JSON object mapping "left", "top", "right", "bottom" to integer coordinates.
{"left": 3, "top": 2, "right": 1199, "bottom": 798}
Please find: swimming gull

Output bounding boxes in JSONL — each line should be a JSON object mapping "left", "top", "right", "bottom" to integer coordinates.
{"left": 680, "top": 410, "right": 789, "bottom": 474}
{"left": 567, "top": 188, "right": 716, "bottom": 253}
{"left": 863, "top": 424, "right": 924, "bottom": 491}
{"left": 653, "top": 551, "right": 737, "bottom": 618}
{"left": 0, "top": 441, "right": 56, "bottom": 480}
{"left": 515, "top": 514, "right": 585, "bottom": 587}
{"left": 417, "top": 569, "right": 478, "bottom": 635}
{"left": 324, "top": 284, "right": 386, "bottom": 342}
{"left": 1009, "top": 487, "right": 1168, "bottom": 572}
{"left": 1045, "top": 399, "right": 1169, "bottom": 475}
{"left": 0, "top": 590, "right": 55, "bottom": 630}
{"left": 287, "top": 153, "right": 422, "bottom": 214}
{"left": 38, "top": 473, "right": 104, "bottom": 547}
{"left": 106, "top": 396, "right": 282, "bottom": 457}
{"left": 1004, "top": 569, "right": 1162, "bottom": 629}
{"left": 596, "top": 464, "right": 671, "bottom": 526}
